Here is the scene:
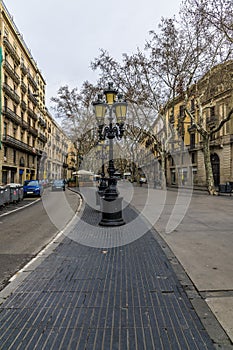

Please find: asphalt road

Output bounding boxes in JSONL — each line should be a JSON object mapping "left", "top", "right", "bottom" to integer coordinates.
{"left": 0, "top": 187, "right": 80, "bottom": 291}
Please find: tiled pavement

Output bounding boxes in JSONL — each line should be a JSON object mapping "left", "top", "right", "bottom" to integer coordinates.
{"left": 0, "top": 203, "right": 215, "bottom": 349}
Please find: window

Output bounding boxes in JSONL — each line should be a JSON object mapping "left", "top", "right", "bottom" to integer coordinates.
{"left": 4, "top": 97, "right": 8, "bottom": 109}
{"left": 179, "top": 105, "right": 184, "bottom": 117}
{"left": 226, "top": 120, "right": 230, "bottom": 134}
{"left": 4, "top": 122, "right": 7, "bottom": 136}
{"left": 171, "top": 169, "right": 176, "bottom": 185}
{"left": 190, "top": 133, "right": 195, "bottom": 149}
{"left": 191, "top": 99, "right": 195, "bottom": 112}
{"left": 4, "top": 146, "right": 7, "bottom": 158}
{"left": 210, "top": 106, "right": 215, "bottom": 118}
{"left": 191, "top": 152, "right": 196, "bottom": 164}
{"left": 13, "top": 149, "right": 17, "bottom": 164}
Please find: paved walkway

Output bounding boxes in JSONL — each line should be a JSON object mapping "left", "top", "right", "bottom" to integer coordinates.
{"left": 0, "top": 192, "right": 216, "bottom": 349}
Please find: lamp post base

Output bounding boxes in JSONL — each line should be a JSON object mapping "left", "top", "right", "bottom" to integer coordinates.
{"left": 96, "top": 178, "right": 108, "bottom": 206}
{"left": 99, "top": 197, "right": 125, "bottom": 226}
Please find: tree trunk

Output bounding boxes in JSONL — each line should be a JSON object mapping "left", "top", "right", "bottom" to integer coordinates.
{"left": 160, "top": 151, "right": 167, "bottom": 190}
{"left": 202, "top": 136, "right": 217, "bottom": 195}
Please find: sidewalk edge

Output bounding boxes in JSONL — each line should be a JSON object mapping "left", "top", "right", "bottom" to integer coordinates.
{"left": 129, "top": 202, "right": 233, "bottom": 349}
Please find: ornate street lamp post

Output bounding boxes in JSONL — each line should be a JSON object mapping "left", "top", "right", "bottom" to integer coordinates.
{"left": 93, "top": 82, "right": 127, "bottom": 226}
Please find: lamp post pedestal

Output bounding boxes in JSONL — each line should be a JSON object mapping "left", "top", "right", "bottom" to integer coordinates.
{"left": 96, "top": 177, "right": 108, "bottom": 206}
{"left": 99, "top": 196, "right": 125, "bottom": 227}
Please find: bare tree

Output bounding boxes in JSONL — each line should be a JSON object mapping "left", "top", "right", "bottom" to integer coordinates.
{"left": 51, "top": 81, "right": 99, "bottom": 155}
{"left": 174, "top": 1, "right": 233, "bottom": 194}
{"left": 183, "top": 61, "right": 233, "bottom": 194}
{"left": 182, "top": 0, "right": 233, "bottom": 44}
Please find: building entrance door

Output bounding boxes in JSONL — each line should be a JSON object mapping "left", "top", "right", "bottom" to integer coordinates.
{"left": 211, "top": 153, "right": 220, "bottom": 186}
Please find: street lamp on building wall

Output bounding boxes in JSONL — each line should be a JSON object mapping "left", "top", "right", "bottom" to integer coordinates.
{"left": 93, "top": 82, "right": 127, "bottom": 226}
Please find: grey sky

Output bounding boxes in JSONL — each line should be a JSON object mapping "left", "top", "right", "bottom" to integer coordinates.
{"left": 4, "top": 0, "right": 181, "bottom": 109}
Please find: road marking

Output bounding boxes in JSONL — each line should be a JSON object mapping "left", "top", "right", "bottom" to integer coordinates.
{"left": 0, "top": 199, "right": 41, "bottom": 218}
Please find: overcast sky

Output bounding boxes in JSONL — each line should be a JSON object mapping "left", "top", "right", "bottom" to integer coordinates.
{"left": 4, "top": 0, "right": 181, "bottom": 109}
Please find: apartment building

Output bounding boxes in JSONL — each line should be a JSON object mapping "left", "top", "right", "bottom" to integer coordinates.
{"left": 45, "top": 111, "right": 75, "bottom": 181}
{"left": 0, "top": 1, "right": 73, "bottom": 184}
{"left": 165, "top": 60, "right": 233, "bottom": 188}
{"left": 134, "top": 61, "right": 233, "bottom": 189}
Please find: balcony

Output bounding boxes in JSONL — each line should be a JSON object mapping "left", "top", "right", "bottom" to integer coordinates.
{"left": 3, "top": 83, "right": 20, "bottom": 104}
{"left": 20, "top": 62, "right": 28, "bottom": 76}
{"left": 38, "top": 133, "right": 48, "bottom": 143}
{"left": 21, "top": 119, "right": 29, "bottom": 130}
{"left": 2, "top": 134, "right": 37, "bottom": 154}
{"left": 27, "top": 107, "right": 38, "bottom": 121}
{"left": 21, "top": 100, "right": 27, "bottom": 111}
{"left": 28, "top": 126, "right": 38, "bottom": 137}
{"left": 28, "top": 91, "right": 38, "bottom": 105}
{"left": 27, "top": 72, "right": 38, "bottom": 90}
{"left": 3, "top": 107, "right": 21, "bottom": 125}
{"left": 3, "top": 60, "right": 20, "bottom": 85}
{"left": 21, "top": 81, "right": 27, "bottom": 94}
{"left": 206, "top": 116, "right": 218, "bottom": 129}
{"left": 38, "top": 117, "right": 47, "bottom": 128}
{"left": 3, "top": 36, "right": 20, "bottom": 64}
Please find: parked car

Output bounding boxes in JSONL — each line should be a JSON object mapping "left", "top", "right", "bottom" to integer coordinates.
{"left": 23, "top": 180, "right": 43, "bottom": 197}
{"left": 52, "top": 180, "right": 65, "bottom": 191}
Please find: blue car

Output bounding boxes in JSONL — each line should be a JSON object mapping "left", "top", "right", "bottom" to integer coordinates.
{"left": 23, "top": 180, "right": 43, "bottom": 197}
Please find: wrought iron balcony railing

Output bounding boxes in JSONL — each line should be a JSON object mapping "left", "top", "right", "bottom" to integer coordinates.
{"left": 38, "top": 133, "right": 48, "bottom": 143}
{"left": 3, "top": 83, "right": 20, "bottom": 104}
{"left": 3, "top": 60, "right": 20, "bottom": 85}
{"left": 20, "top": 62, "right": 28, "bottom": 76}
{"left": 28, "top": 126, "right": 38, "bottom": 137}
{"left": 27, "top": 107, "right": 38, "bottom": 121}
{"left": 2, "top": 134, "right": 37, "bottom": 154}
{"left": 28, "top": 91, "right": 38, "bottom": 105}
{"left": 21, "top": 100, "right": 27, "bottom": 111}
{"left": 27, "top": 72, "right": 38, "bottom": 90}
{"left": 3, "top": 36, "right": 20, "bottom": 64}
{"left": 3, "top": 106, "right": 21, "bottom": 125}
{"left": 21, "top": 119, "right": 29, "bottom": 130}
{"left": 21, "top": 81, "right": 27, "bottom": 94}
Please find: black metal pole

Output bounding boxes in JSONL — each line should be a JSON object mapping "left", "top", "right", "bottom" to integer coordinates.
{"left": 99, "top": 106, "right": 124, "bottom": 226}
{"left": 98, "top": 144, "right": 107, "bottom": 196}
